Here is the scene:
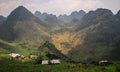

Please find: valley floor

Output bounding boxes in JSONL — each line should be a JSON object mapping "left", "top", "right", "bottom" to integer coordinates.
{"left": 0, "top": 54, "right": 120, "bottom": 72}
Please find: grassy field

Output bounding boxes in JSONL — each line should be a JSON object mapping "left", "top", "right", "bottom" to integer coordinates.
{"left": 0, "top": 40, "right": 120, "bottom": 72}
{"left": 0, "top": 54, "right": 120, "bottom": 72}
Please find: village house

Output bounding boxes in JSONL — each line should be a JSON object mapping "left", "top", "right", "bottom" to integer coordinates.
{"left": 9, "top": 53, "right": 21, "bottom": 60}
{"left": 29, "top": 54, "right": 37, "bottom": 60}
{"left": 41, "top": 60, "right": 49, "bottom": 65}
{"left": 50, "top": 59, "right": 61, "bottom": 64}
{"left": 99, "top": 60, "right": 112, "bottom": 65}
{"left": 9, "top": 53, "right": 20, "bottom": 58}
{"left": 41, "top": 59, "right": 61, "bottom": 65}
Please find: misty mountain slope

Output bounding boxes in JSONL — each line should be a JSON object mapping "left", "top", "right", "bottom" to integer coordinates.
{"left": 34, "top": 11, "right": 49, "bottom": 22}
{"left": 0, "top": 6, "right": 50, "bottom": 43}
{"left": 34, "top": 11, "right": 63, "bottom": 30}
{"left": 58, "top": 10, "right": 86, "bottom": 23}
{"left": 34, "top": 10, "right": 86, "bottom": 32}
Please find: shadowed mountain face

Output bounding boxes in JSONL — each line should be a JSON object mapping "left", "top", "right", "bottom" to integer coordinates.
{"left": 0, "top": 16, "right": 5, "bottom": 21}
{"left": 116, "top": 10, "right": 120, "bottom": 19}
{"left": 0, "top": 6, "right": 49, "bottom": 43}
{"left": 76, "top": 8, "right": 114, "bottom": 31}
{"left": 116, "top": 10, "right": 120, "bottom": 16}
{"left": 0, "top": 16, "right": 6, "bottom": 25}
{"left": 6, "top": 6, "right": 46, "bottom": 27}
{"left": 7, "top": 6, "right": 34, "bottom": 22}
{"left": 0, "top": 6, "right": 120, "bottom": 62}
{"left": 68, "top": 8, "right": 120, "bottom": 62}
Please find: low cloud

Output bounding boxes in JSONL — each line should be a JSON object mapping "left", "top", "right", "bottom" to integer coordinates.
{"left": 0, "top": 0, "right": 119, "bottom": 16}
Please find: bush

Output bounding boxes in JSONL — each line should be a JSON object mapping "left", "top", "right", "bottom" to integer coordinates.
{"left": 35, "top": 55, "right": 43, "bottom": 64}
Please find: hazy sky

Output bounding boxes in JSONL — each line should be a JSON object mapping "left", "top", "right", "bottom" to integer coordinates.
{"left": 0, "top": 0, "right": 120, "bottom": 17}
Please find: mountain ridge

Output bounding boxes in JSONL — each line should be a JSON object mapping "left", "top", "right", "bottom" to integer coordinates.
{"left": 0, "top": 6, "right": 120, "bottom": 62}
{"left": 0, "top": 6, "right": 50, "bottom": 45}
{"left": 58, "top": 10, "right": 86, "bottom": 23}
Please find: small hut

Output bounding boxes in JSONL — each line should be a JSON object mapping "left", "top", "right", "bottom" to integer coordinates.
{"left": 9, "top": 53, "right": 21, "bottom": 60}
{"left": 29, "top": 54, "right": 37, "bottom": 60}
{"left": 50, "top": 59, "right": 61, "bottom": 64}
{"left": 41, "top": 60, "right": 49, "bottom": 64}
{"left": 99, "top": 60, "right": 112, "bottom": 66}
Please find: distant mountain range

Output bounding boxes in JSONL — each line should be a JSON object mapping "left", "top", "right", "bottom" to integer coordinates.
{"left": 34, "top": 10, "right": 86, "bottom": 24}
{"left": 34, "top": 11, "right": 62, "bottom": 26}
{"left": 58, "top": 10, "right": 86, "bottom": 23}
{"left": 0, "top": 6, "right": 120, "bottom": 62}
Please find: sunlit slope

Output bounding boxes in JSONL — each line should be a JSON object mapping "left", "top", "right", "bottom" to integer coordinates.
{"left": 0, "top": 40, "right": 17, "bottom": 53}
{"left": 51, "top": 31, "right": 83, "bottom": 54}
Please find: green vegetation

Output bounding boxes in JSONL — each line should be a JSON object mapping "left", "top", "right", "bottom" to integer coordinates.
{"left": 38, "top": 41, "right": 68, "bottom": 60}
{"left": 66, "top": 8, "right": 120, "bottom": 62}
{"left": 0, "top": 40, "right": 17, "bottom": 54}
{"left": 0, "top": 6, "right": 120, "bottom": 72}
{"left": 0, "top": 55, "right": 120, "bottom": 72}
